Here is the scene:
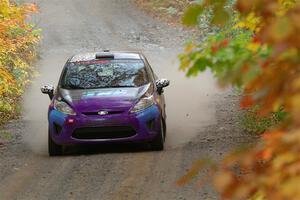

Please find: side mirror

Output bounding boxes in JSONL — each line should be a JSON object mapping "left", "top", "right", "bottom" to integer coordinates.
{"left": 156, "top": 79, "right": 170, "bottom": 94}
{"left": 41, "top": 85, "right": 54, "bottom": 100}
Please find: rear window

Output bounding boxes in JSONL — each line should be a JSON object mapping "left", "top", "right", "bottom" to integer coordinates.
{"left": 60, "top": 60, "right": 149, "bottom": 89}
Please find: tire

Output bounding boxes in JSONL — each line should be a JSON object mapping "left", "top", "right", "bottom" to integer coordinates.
{"left": 48, "top": 130, "right": 63, "bottom": 156}
{"left": 151, "top": 119, "right": 165, "bottom": 151}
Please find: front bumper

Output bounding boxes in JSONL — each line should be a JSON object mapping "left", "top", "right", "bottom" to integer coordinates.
{"left": 48, "top": 105, "right": 161, "bottom": 145}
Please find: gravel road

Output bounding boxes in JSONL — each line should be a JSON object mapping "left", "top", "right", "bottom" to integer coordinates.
{"left": 0, "top": 1, "right": 253, "bottom": 199}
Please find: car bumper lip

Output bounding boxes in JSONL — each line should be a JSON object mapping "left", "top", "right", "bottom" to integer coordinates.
{"left": 48, "top": 105, "right": 161, "bottom": 145}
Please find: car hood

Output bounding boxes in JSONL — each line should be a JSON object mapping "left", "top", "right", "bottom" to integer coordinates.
{"left": 58, "top": 84, "right": 151, "bottom": 113}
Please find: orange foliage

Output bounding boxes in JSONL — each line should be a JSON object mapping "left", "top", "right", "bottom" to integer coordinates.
{"left": 215, "top": 1, "right": 300, "bottom": 199}
{"left": 180, "top": 0, "right": 300, "bottom": 199}
{"left": 0, "top": 0, "right": 40, "bottom": 123}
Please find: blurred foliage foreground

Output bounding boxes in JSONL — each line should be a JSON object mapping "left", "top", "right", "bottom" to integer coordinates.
{"left": 178, "top": 0, "right": 300, "bottom": 199}
{"left": 0, "top": 0, "right": 40, "bottom": 125}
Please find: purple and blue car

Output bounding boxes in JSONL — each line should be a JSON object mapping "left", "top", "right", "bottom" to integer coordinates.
{"left": 41, "top": 51, "right": 170, "bottom": 156}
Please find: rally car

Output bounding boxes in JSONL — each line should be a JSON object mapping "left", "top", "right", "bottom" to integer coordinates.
{"left": 41, "top": 51, "right": 170, "bottom": 156}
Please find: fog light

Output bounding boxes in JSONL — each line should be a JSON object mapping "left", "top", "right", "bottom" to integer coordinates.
{"left": 66, "top": 118, "right": 75, "bottom": 124}
{"left": 146, "top": 119, "right": 155, "bottom": 131}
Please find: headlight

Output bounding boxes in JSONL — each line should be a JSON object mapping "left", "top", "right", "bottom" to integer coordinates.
{"left": 130, "top": 95, "right": 155, "bottom": 113}
{"left": 54, "top": 99, "right": 76, "bottom": 115}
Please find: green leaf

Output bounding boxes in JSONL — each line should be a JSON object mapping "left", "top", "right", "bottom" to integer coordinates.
{"left": 211, "top": 6, "right": 230, "bottom": 26}
{"left": 194, "top": 57, "right": 211, "bottom": 72}
{"left": 182, "top": 4, "right": 204, "bottom": 26}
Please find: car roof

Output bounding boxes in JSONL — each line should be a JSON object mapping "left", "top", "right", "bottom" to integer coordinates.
{"left": 69, "top": 51, "right": 143, "bottom": 63}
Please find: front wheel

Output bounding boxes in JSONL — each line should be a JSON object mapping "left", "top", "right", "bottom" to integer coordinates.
{"left": 48, "top": 130, "right": 63, "bottom": 156}
{"left": 150, "top": 120, "right": 165, "bottom": 151}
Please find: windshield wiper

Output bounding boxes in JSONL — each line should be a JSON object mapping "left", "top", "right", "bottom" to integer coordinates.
{"left": 82, "top": 85, "right": 136, "bottom": 89}
{"left": 63, "top": 85, "right": 136, "bottom": 90}
{"left": 63, "top": 85, "right": 85, "bottom": 90}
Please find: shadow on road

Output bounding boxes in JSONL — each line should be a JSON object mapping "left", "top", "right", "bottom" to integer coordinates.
{"left": 62, "top": 143, "right": 154, "bottom": 156}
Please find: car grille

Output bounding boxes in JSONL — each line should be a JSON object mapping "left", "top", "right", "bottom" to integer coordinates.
{"left": 72, "top": 126, "right": 136, "bottom": 140}
{"left": 82, "top": 110, "right": 124, "bottom": 116}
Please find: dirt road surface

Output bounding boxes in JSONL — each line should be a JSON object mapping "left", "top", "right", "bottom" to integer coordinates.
{"left": 0, "top": 1, "right": 253, "bottom": 199}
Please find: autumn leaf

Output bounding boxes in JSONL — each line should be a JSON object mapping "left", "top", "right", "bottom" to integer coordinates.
{"left": 0, "top": 0, "right": 40, "bottom": 124}
{"left": 182, "top": 4, "right": 203, "bottom": 26}
{"left": 176, "top": 159, "right": 211, "bottom": 186}
{"left": 180, "top": 0, "right": 300, "bottom": 199}
{"left": 240, "top": 96, "right": 254, "bottom": 109}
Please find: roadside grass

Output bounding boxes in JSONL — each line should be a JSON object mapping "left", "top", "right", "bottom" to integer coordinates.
{"left": 240, "top": 106, "right": 287, "bottom": 134}
{"left": 0, "top": 131, "right": 13, "bottom": 141}
{"left": 133, "top": 0, "right": 193, "bottom": 24}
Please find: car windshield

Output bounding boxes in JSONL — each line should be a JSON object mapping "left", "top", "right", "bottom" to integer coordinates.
{"left": 61, "top": 59, "right": 149, "bottom": 89}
